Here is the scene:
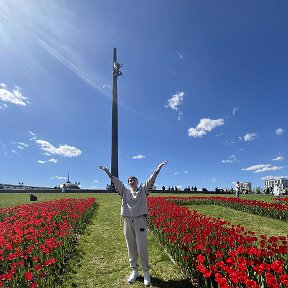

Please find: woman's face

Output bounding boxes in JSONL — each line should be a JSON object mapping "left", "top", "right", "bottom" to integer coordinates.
{"left": 128, "top": 177, "right": 138, "bottom": 189}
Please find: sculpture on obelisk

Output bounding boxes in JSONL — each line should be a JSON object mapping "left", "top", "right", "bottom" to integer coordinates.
{"left": 110, "top": 48, "right": 122, "bottom": 190}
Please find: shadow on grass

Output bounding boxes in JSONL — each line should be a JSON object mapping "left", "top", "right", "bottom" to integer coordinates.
{"left": 137, "top": 276, "right": 197, "bottom": 288}
{"left": 57, "top": 245, "right": 86, "bottom": 287}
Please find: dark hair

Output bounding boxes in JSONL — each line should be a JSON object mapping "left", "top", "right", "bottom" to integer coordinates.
{"left": 128, "top": 176, "right": 138, "bottom": 183}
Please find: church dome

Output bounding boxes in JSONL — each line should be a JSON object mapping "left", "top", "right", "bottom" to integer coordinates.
{"left": 62, "top": 181, "right": 80, "bottom": 189}
{"left": 58, "top": 173, "right": 80, "bottom": 189}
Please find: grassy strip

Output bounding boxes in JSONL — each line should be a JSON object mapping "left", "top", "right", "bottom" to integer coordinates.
{"left": 187, "top": 204, "right": 288, "bottom": 238}
{"left": 59, "top": 194, "right": 193, "bottom": 288}
{"left": 172, "top": 196, "right": 288, "bottom": 221}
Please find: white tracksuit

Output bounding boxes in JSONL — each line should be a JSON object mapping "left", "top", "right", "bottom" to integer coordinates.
{"left": 111, "top": 170, "right": 159, "bottom": 271}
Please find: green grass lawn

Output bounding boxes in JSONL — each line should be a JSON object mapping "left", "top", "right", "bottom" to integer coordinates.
{"left": 186, "top": 204, "right": 288, "bottom": 238}
{"left": 0, "top": 192, "right": 286, "bottom": 288}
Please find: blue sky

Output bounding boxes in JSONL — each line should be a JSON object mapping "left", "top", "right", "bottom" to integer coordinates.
{"left": 0, "top": 0, "right": 287, "bottom": 190}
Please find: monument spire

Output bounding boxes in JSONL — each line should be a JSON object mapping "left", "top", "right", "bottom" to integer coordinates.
{"left": 111, "top": 47, "right": 122, "bottom": 183}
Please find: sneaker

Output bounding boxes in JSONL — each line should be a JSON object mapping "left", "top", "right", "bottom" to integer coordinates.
{"left": 128, "top": 269, "right": 140, "bottom": 284}
{"left": 143, "top": 271, "right": 151, "bottom": 286}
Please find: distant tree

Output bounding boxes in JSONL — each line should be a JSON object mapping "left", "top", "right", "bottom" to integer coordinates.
{"left": 255, "top": 187, "right": 261, "bottom": 194}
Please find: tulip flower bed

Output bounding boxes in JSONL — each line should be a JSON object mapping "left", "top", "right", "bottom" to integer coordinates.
{"left": 148, "top": 197, "right": 288, "bottom": 288}
{"left": 0, "top": 198, "right": 96, "bottom": 288}
{"left": 170, "top": 196, "right": 288, "bottom": 221}
{"left": 273, "top": 197, "right": 288, "bottom": 206}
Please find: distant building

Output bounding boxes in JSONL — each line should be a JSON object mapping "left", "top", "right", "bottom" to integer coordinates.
{"left": 54, "top": 173, "right": 80, "bottom": 190}
{"left": 0, "top": 183, "right": 51, "bottom": 190}
{"left": 239, "top": 182, "right": 252, "bottom": 193}
{"left": 264, "top": 177, "right": 288, "bottom": 191}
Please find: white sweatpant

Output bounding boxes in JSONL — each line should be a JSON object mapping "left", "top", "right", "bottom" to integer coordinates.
{"left": 123, "top": 215, "right": 149, "bottom": 272}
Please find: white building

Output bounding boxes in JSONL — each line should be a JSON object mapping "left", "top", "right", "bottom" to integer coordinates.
{"left": 240, "top": 182, "right": 252, "bottom": 193}
{"left": 264, "top": 177, "right": 288, "bottom": 192}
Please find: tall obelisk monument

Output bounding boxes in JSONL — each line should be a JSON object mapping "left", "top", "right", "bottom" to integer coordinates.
{"left": 111, "top": 48, "right": 122, "bottom": 184}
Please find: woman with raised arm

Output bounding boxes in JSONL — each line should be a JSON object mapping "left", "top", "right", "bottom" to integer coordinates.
{"left": 99, "top": 160, "right": 168, "bottom": 286}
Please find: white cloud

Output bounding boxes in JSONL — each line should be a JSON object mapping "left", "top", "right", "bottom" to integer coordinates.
{"left": 242, "top": 164, "right": 284, "bottom": 173}
{"left": 132, "top": 154, "right": 145, "bottom": 159}
{"left": 0, "top": 103, "right": 8, "bottom": 110}
{"left": 93, "top": 180, "right": 99, "bottom": 183}
{"left": 165, "top": 91, "right": 185, "bottom": 120}
{"left": 222, "top": 159, "right": 233, "bottom": 163}
{"left": 275, "top": 128, "right": 284, "bottom": 136}
{"left": 29, "top": 131, "right": 37, "bottom": 140}
{"left": 173, "top": 171, "right": 188, "bottom": 175}
{"left": 17, "top": 142, "right": 29, "bottom": 147}
{"left": 232, "top": 107, "right": 238, "bottom": 115}
{"left": 51, "top": 176, "right": 66, "bottom": 180}
{"left": 166, "top": 91, "right": 184, "bottom": 111}
{"left": 240, "top": 133, "right": 257, "bottom": 142}
{"left": 196, "top": 118, "right": 224, "bottom": 131}
{"left": 178, "top": 52, "right": 183, "bottom": 60}
{"left": 187, "top": 128, "right": 206, "bottom": 138}
{"left": 221, "top": 155, "right": 236, "bottom": 163}
{"left": 261, "top": 175, "right": 288, "bottom": 180}
{"left": 0, "top": 85, "right": 29, "bottom": 107}
{"left": 35, "top": 139, "right": 81, "bottom": 157}
{"left": 13, "top": 142, "right": 29, "bottom": 151}
{"left": 38, "top": 158, "right": 57, "bottom": 164}
{"left": 177, "top": 112, "right": 183, "bottom": 121}
{"left": 30, "top": 132, "right": 81, "bottom": 161}
{"left": 272, "top": 156, "right": 284, "bottom": 161}
{"left": 102, "top": 84, "right": 110, "bottom": 89}
{"left": 188, "top": 118, "right": 224, "bottom": 138}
